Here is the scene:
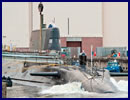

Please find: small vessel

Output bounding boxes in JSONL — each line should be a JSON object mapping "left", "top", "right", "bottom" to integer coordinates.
{"left": 105, "top": 60, "right": 123, "bottom": 72}
{"left": 105, "top": 60, "right": 128, "bottom": 76}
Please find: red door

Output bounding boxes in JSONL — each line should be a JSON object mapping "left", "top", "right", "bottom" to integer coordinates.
{"left": 67, "top": 42, "right": 81, "bottom": 47}
{"left": 67, "top": 41, "right": 82, "bottom": 52}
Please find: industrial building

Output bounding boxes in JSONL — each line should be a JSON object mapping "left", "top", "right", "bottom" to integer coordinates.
{"left": 2, "top": 2, "right": 128, "bottom": 57}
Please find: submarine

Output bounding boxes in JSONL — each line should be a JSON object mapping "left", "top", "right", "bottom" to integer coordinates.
{"left": 2, "top": 59, "right": 119, "bottom": 93}
{"left": 2, "top": 25, "right": 119, "bottom": 93}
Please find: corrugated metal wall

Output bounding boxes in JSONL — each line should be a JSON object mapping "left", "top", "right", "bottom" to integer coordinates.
{"left": 96, "top": 47, "right": 127, "bottom": 57}
{"left": 66, "top": 42, "right": 81, "bottom": 58}
{"left": 68, "top": 47, "right": 81, "bottom": 58}
{"left": 30, "top": 29, "right": 51, "bottom": 51}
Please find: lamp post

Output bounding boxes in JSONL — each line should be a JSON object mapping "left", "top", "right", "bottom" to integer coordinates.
{"left": 2, "top": 35, "right": 6, "bottom": 50}
{"left": 91, "top": 45, "right": 93, "bottom": 74}
{"left": 38, "top": 2, "right": 44, "bottom": 53}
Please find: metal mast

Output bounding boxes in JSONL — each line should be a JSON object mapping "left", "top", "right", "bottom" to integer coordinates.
{"left": 38, "top": 2, "right": 44, "bottom": 53}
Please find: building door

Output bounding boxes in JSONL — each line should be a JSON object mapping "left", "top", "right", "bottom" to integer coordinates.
{"left": 67, "top": 41, "right": 81, "bottom": 48}
{"left": 67, "top": 41, "right": 82, "bottom": 58}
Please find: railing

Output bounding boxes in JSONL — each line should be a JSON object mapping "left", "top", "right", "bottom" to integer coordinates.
{"left": 2, "top": 53, "right": 63, "bottom": 64}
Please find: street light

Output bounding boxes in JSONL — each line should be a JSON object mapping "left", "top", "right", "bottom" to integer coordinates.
{"left": 2, "top": 35, "right": 7, "bottom": 50}
{"left": 38, "top": 2, "right": 44, "bottom": 14}
{"left": 3, "top": 36, "right": 6, "bottom": 38}
{"left": 38, "top": 2, "right": 44, "bottom": 53}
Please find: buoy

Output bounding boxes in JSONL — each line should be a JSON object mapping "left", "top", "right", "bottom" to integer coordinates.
{"left": 94, "top": 52, "right": 96, "bottom": 56}
{"left": 118, "top": 52, "right": 120, "bottom": 57}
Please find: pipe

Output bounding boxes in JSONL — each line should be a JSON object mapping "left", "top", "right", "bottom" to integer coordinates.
{"left": 11, "top": 78, "right": 51, "bottom": 84}
{"left": 2, "top": 53, "right": 56, "bottom": 59}
{"left": 30, "top": 72, "right": 60, "bottom": 77}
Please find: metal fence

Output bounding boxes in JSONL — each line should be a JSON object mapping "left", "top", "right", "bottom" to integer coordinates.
{"left": 96, "top": 47, "right": 127, "bottom": 57}
{"left": 61, "top": 47, "right": 81, "bottom": 58}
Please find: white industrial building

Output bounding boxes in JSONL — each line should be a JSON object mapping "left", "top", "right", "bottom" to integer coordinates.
{"left": 2, "top": 2, "right": 128, "bottom": 55}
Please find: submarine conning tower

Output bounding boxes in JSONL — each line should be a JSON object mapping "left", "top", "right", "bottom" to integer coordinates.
{"left": 30, "top": 3, "right": 61, "bottom": 52}
{"left": 30, "top": 27, "right": 61, "bottom": 51}
{"left": 48, "top": 27, "right": 61, "bottom": 51}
